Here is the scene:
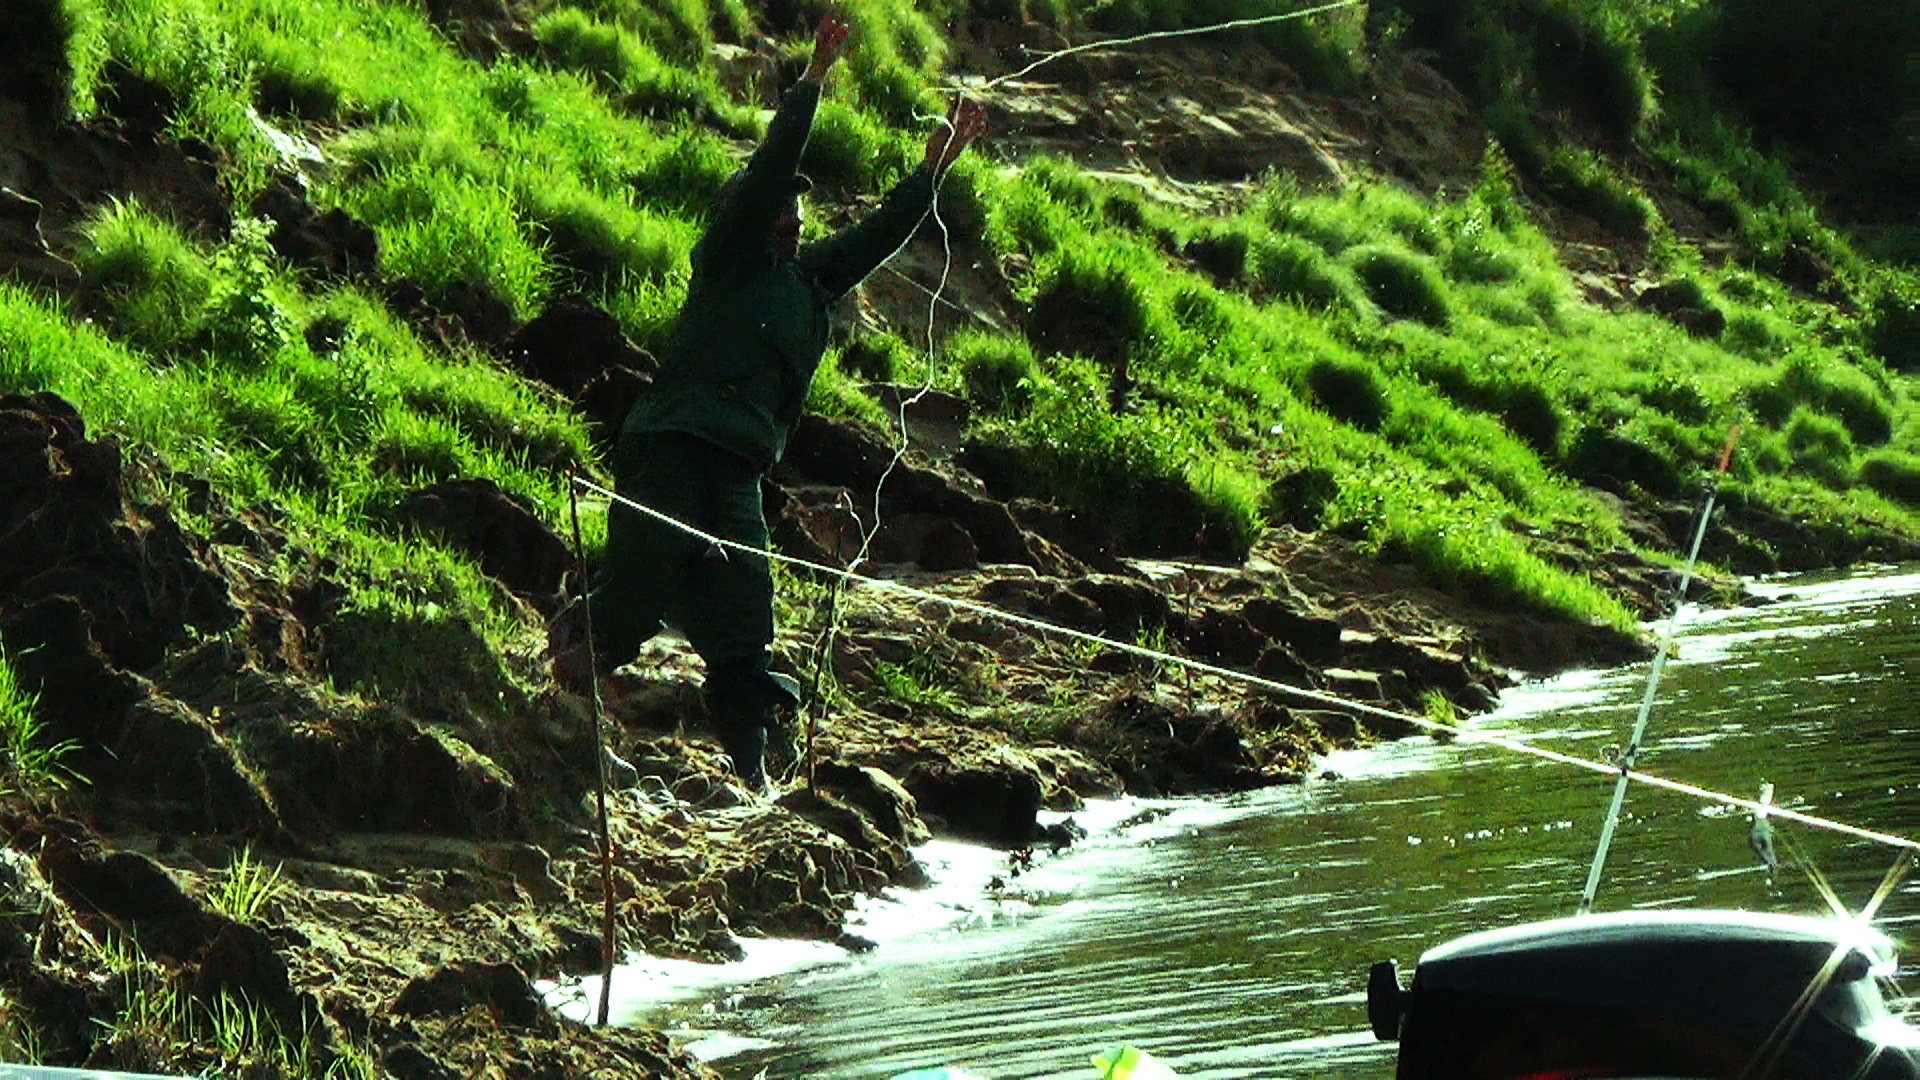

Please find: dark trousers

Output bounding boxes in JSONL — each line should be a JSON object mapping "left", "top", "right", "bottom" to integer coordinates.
{"left": 590, "top": 431, "right": 773, "bottom": 676}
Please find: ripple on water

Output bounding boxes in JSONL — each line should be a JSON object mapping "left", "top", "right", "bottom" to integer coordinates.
{"left": 598, "top": 567, "right": 1920, "bottom": 1078}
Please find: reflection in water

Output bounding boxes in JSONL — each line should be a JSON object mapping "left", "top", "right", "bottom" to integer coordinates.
{"left": 644, "top": 568, "right": 1920, "bottom": 1078}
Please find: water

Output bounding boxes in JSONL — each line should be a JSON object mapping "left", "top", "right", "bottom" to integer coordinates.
{"left": 615, "top": 567, "right": 1920, "bottom": 1078}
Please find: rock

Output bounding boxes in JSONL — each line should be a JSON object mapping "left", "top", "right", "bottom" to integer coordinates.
{"left": 384, "top": 1043, "right": 463, "bottom": 1080}
{"left": 917, "top": 516, "right": 982, "bottom": 571}
{"left": 1068, "top": 575, "right": 1174, "bottom": 640}
{"left": 254, "top": 175, "right": 378, "bottom": 280}
{"left": 1253, "top": 643, "right": 1316, "bottom": 688}
{"left": 1180, "top": 608, "right": 1266, "bottom": 668}
{"left": 813, "top": 762, "right": 930, "bottom": 845}
{"left": 98, "top": 696, "right": 283, "bottom": 837}
{"left": 39, "top": 847, "right": 213, "bottom": 962}
{"left": 777, "top": 416, "right": 1052, "bottom": 570}
{"left": 392, "top": 961, "right": 553, "bottom": 1032}
{"left": 1240, "top": 597, "right": 1343, "bottom": 666}
{"left": 1008, "top": 498, "right": 1132, "bottom": 576}
{"left": 1323, "top": 667, "right": 1384, "bottom": 702}
{"left": 500, "top": 294, "right": 655, "bottom": 401}
{"left": 901, "top": 753, "right": 1046, "bottom": 848}
{"left": 191, "top": 920, "right": 315, "bottom": 1035}
{"left": 390, "top": 478, "right": 572, "bottom": 609}
{"left": 1091, "top": 694, "right": 1268, "bottom": 793}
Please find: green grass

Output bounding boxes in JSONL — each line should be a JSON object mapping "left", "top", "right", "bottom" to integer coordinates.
{"left": 206, "top": 847, "right": 286, "bottom": 924}
{"left": 0, "top": 0, "right": 1912, "bottom": 706}
{"left": 0, "top": 640, "right": 80, "bottom": 801}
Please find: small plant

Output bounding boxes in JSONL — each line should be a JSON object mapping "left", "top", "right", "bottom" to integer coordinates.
{"left": 1250, "top": 232, "right": 1357, "bottom": 311}
{"left": 0, "top": 643, "right": 80, "bottom": 800}
{"left": 946, "top": 330, "right": 1035, "bottom": 413}
{"left": 875, "top": 655, "right": 964, "bottom": 712}
{"left": 1420, "top": 688, "right": 1459, "bottom": 731}
{"left": 205, "top": 217, "right": 295, "bottom": 366}
{"left": 0, "top": 1004, "right": 47, "bottom": 1066}
{"left": 209, "top": 846, "right": 285, "bottom": 924}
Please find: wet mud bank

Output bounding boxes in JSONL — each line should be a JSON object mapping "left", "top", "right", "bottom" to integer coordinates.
{"left": 0, "top": 381, "right": 1697, "bottom": 1076}
{"left": 2, "top": 43, "right": 1914, "bottom": 1076}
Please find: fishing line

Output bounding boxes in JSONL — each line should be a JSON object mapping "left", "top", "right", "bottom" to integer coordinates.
{"left": 982, "top": 0, "right": 1367, "bottom": 91}
{"left": 796, "top": 115, "right": 964, "bottom": 786}
{"left": 800, "top": 0, "right": 1370, "bottom": 754}
{"left": 571, "top": 474, "right": 1920, "bottom": 858}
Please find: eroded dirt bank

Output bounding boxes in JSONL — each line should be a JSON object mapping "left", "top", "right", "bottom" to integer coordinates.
{"left": 5, "top": 20, "right": 1920, "bottom": 1080}
{"left": 0, "top": 360, "right": 1785, "bottom": 1076}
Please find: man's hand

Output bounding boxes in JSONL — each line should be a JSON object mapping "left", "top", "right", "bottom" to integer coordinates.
{"left": 924, "top": 96, "right": 989, "bottom": 176}
{"left": 804, "top": 13, "right": 850, "bottom": 83}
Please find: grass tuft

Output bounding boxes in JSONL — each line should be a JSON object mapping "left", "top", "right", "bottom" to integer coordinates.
{"left": 1859, "top": 451, "right": 1920, "bottom": 506}
{"left": 1343, "top": 245, "right": 1452, "bottom": 326}
{"left": 1305, "top": 357, "right": 1390, "bottom": 431}
{"left": 207, "top": 847, "right": 286, "bottom": 924}
{"left": 1250, "top": 232, "right": 1359, "bottom": 311}
{"left": 1784, "top": 407, "right": 1855, "bottom": 489}
{"left": 946, "top": 329, "right": 1036, "bottom": 414}
{"left": 0, "top": 640, "right": 80, "bottom": 802}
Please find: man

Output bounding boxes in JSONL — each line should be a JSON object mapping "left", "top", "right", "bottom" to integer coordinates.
{"left": 559, "top": 15, "right": 988, "bottom": 791}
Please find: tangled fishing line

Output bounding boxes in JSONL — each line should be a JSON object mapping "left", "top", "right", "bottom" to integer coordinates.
{"left": 798, "top": 0, "right": 1371, "bottom": 785}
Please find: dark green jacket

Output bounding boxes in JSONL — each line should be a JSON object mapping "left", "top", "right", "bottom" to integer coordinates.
{"left": 623, "top": 80, "right": 939, "bottom": 471}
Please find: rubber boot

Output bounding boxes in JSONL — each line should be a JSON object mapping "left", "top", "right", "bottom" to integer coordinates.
{"left": 704, "top": 665, "right": 801, "bottom": 792}
{"left": 706, "top": 687, "right": 770, "bottom": 792}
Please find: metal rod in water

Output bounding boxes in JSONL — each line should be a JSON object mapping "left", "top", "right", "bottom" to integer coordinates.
{"left": 1577, "top": 428, "right": 1740, "bottom": 917}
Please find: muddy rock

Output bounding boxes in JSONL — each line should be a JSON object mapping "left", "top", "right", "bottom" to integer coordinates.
{"left": 1239, "top": 596, "right": 1344, "bottom": 667}
{"left": 39, "top": 847, "right": 214, "bottom": 962}
{"left": 896, "top": 752, "right": 1046, "bottom": 849}
{"left": 0, "top": 393, "right": 240, "bottom": 673}
{"left": 192, "top": 920, "right": 319, "bottom": 1036}
{"left": 393, "top": 960, "right": 554, "bottom": 1033}
{"left": 254, "top": 175, "right": 379, "bottom": 280}
{"left": 501, "top": 294, "right": 656, "bottom": 403}
{"left": 1181, "top": 607, "right": 1269, "bottom": 668}
{"left": 1008, "top": 497, "right": 1134, "bottom": 576}
{"left": 1068, "top": 575, "right": 1175, "bottom": 639}
{"left": 391, "top": 478, "right": 573, "bottom": 609}
{"left": 1082, "top": 693, "right": 1268, "bottom": 793}
{"left": 812, "top": 760, "right": 931, "bottom": 846}
{"left": 776, "top": 415, "right": 1057, "bottom": 571}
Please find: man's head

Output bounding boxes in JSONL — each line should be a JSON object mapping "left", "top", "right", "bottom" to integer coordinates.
{"left": 772, "top": 197, "right": 803, "bottom": 258}
{"left": 770, "top": 173, "right": 812, "bottom": 257}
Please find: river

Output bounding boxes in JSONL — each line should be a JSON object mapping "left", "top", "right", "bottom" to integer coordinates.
{"left": 570, "top": 565, "right": 1920, "bottom": 1078}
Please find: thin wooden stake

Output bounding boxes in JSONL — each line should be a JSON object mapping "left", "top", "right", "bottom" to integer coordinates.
{"left": 566, "top": 471, "right": 617, "bottom": 1026}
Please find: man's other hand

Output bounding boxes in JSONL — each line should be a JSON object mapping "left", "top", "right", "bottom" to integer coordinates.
{"left": 804, "top": 13, "right": 851, "bottom": 83}
{"left": 925, "top": 96, "right": 989, "bottom": 176}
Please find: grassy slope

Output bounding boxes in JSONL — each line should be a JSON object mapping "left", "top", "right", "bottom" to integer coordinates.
{"left": 0, "top": 0, "right": 1915, "bottom": 701}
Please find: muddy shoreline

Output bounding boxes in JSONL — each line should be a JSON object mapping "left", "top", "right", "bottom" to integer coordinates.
{"left": 9, "top": 380, "right": 1893, "bottom": 1077}
{"left": 3, "top": 31, "right": 1918, "bottom": 1073}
